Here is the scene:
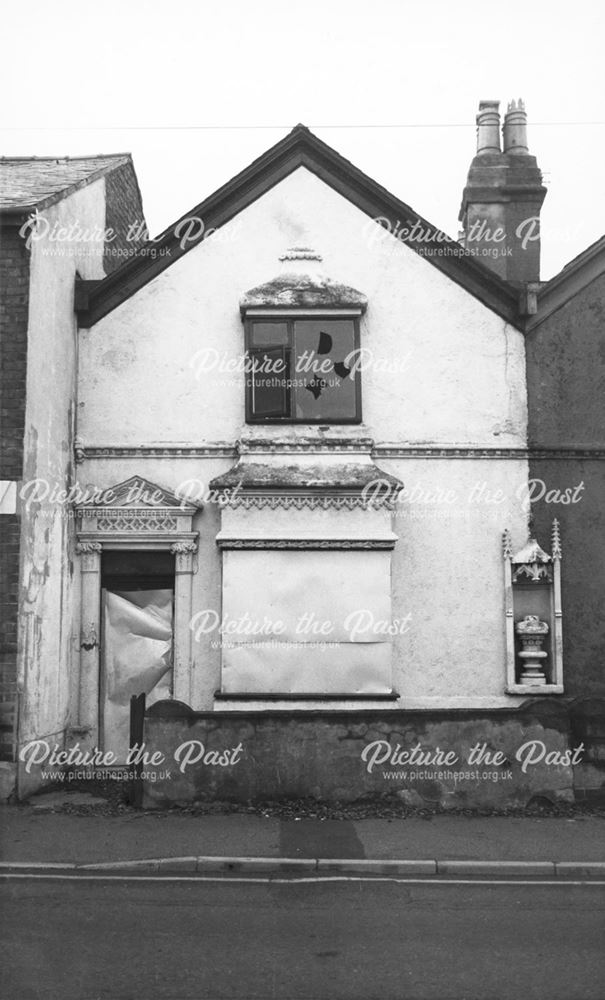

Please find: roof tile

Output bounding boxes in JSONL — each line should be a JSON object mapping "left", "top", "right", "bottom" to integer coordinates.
{"left": 0, "top": 155, "right": 131, "bottom": 210}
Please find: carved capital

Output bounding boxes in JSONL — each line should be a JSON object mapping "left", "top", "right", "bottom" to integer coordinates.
{"left": 170, "top": 541, "right": 198, "bottom": 554}
{"left": 76, "top": 542, "right": 102, "bottom": 554}
{"left": 76, "top": 540, "right": 102, "bottom": 572}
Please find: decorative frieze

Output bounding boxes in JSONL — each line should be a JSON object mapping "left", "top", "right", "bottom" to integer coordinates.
{"left": 74, "top": 443, "right": 237, "bottom": 462}
{"left": 375, "top": 446, "right": 605, "bottom": 459}
{"left": 96, "top": 514, "right": 179, "bottom": 533}
{"left": 238, "top": 436, "right": 374, "bottom": 455}
{"left": 73, "top": 442, "right": 605, "bottom": 462}
{"left": 217, "top": 538, "right": 396, "bottom": 550}
{"left": 220, "top": 493, "right": 393, "bottom": 511}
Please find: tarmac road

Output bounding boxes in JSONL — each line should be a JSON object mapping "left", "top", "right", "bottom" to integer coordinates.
{"left": 2, "top": 874, "right": 604, "bottom": 1000}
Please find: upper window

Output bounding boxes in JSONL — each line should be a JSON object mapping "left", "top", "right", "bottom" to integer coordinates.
{"left": 245, "top": 316, "right": 361, "bottom": 423}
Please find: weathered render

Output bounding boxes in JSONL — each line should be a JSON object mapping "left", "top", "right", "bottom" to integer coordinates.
{"left": 0, "top": 156, "right": 146, "bottom": 798}
{"left": 77, "top": 164, "right": 530, "bottom": 722}
{"left": 3, "top": 114, "right": 603, "bottom": 807}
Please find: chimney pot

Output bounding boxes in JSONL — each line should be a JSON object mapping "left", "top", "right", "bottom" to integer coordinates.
{"left": 476, "top": 100, "right": 501, "bottom": 155}
{"left": 503, "top": 98, "right": 529, "bottom": 154}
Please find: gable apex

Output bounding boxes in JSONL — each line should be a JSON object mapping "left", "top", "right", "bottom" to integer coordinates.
{"left": 77, "top": 126, "right": 522, "bottom": 329}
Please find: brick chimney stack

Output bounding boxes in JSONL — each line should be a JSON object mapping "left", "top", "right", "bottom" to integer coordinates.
{"left": 458, "top": 98, "right": 547, "bottom": 285}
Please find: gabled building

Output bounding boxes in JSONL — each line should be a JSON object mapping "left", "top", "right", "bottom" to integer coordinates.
{"left": 2, "top": 108, "right": 603, "bottom": 807}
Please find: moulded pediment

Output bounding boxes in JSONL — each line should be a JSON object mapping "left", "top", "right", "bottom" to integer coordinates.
{"left": 75, "top": 476, "right": 199, "bottom": 549}
{"left": 76, "top": 476, "right": 198, "bottom": 513}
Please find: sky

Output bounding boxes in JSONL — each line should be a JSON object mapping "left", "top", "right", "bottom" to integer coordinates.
{"left": 2, "top": 0, "right": 604, "bottom": 279}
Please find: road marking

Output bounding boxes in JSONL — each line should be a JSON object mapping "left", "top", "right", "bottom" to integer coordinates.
{"left": 1, "top": 873, "right": 604, "bottom": 886}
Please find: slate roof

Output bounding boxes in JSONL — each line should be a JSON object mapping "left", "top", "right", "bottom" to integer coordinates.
{"left": 0, "top": 154, "right": 132, "bottom": 213}
{"left": 526, "top": 233, "right": 605, "bottom": 330}
{"left": 556, "top": 234, "right": 605, "bottom": 275}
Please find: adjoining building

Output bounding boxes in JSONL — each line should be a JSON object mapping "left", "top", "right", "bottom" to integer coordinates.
{"left": 0, "top": 155, "right": 146, "bottom": 797}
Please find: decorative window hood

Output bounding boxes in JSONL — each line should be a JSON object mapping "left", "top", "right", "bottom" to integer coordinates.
{"left": 240, "top": 247, "right": 367, "bottom": 315}
{"left": 240, "top": 273, "right": 368, "bottom": 314}
{"left": 209, "top": 430, "right": 403, "bottom": 512}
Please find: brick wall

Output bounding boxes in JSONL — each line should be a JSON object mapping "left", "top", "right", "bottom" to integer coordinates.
{"left": 0, "top": 224, "right": 29, "bottom": 760}
{"left": 526, "top": 272, "right": 605, "bottom": 698}
{"left": 0, "top": 515, "right": 20, "bottom": 759}
{"left": 104, "top": 160, "right": 147, "bottom": 274}
{"left": 0, "top": 226, "right": 29, "bottom": 479}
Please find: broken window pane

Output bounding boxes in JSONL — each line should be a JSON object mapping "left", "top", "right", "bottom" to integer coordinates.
{"left": 246, "top": 318, "right": 360, "bottom": 422}
{"left": 293, "top": 319, "right": 357, "bottom": 421}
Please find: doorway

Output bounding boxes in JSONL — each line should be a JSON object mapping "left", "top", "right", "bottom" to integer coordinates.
{"left": 100, "top": 550, "right": 175, "bottom": 760}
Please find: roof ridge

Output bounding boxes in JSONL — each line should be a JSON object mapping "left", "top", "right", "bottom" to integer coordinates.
{"left": 0, "top": 153, "right": 132, "bottom": 162}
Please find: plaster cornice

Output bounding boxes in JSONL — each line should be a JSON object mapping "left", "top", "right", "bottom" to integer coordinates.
{"left": 73, "top": 443, "right": 605, "bottom": 461}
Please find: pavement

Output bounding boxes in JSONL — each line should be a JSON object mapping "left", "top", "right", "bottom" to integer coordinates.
{"left": 1, "top": 791, "right": 604, "bottom": 876}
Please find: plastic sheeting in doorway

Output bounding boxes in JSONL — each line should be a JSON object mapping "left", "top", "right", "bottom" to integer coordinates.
{"left": 102, "top": 589, "right": 173, "bottom": 760}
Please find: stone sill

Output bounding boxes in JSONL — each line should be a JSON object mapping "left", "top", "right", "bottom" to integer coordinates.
{"left": 214, "top": 692, "right": 400, "bottom": 712}
{"left": 506, "top": 684, "right": 564, "bottom": 695}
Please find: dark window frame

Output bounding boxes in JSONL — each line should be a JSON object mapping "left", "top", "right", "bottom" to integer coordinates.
{"left": 244, "top": 315, "right": 362, "bottom": 424}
